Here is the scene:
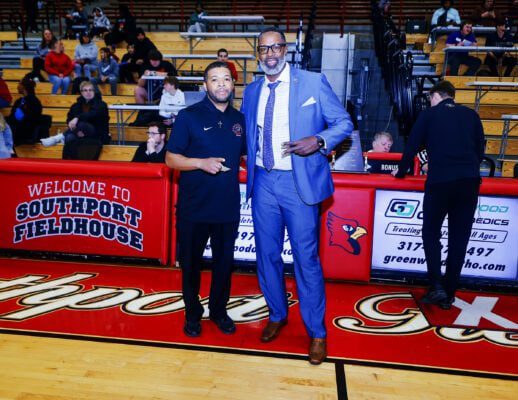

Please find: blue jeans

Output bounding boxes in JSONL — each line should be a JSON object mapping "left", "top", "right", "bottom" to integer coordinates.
{"left": 48, "top": 74, "right": 71, "bottom": 95}
{"left": 74, "top": 62, "right": 97, "bottom": 79}
{"left": 91, "top": 75, "right": 118, "bottom": 95}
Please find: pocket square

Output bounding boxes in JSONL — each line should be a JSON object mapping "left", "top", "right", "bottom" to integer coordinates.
{"left": 301, "top": 97, "right": 317, "bottom": 107}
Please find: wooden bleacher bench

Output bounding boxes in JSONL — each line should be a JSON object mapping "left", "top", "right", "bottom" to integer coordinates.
{"left": 501, "top": 160, "right": 517, "bottom": 177}
{"left": 455, "top": 91, "right": 518, "bottom": 106}
{"left": 15, "top": 144, "right": 138, "bottom": 162}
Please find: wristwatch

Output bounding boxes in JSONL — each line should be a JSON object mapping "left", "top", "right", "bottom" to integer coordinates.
{"left": 316, "top": 136, "right": 325, "bottom": 148}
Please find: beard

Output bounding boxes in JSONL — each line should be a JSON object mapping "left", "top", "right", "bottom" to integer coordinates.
{"left": 259, "top": 55, "right": 287, "bottom": 76}
{"left": 206, "top": 88, "right": 232, "bottom": 104}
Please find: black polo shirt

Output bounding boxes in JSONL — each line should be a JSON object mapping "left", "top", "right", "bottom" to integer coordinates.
{"left": 167, "top": 96, "right": 246, "bottom": 223}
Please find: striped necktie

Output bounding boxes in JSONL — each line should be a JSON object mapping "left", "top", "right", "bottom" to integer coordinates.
{"left": 262, "top": 81, "right": 280, "bottom": 171}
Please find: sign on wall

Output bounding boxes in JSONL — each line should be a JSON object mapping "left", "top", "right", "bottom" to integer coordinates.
{"left": 203, "top": 184, "right": 293, "bottom": 264}
{"left": 372, "top": 190, "right": 518, "bottom": 281}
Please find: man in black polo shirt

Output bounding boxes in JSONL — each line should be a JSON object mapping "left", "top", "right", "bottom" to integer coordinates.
{"left": 166, "top": 61, "right": 246, "bottom": 337}
{"left": 393, "top": 80, "right": 484, "bottom": 310}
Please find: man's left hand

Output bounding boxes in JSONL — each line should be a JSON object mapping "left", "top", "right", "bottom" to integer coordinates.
{"left": 282, "top": 136, "right": 320, "bottom": 157}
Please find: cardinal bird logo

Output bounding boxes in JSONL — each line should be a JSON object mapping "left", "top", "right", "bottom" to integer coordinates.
{"left": 327, "top": 212, "right": 368, "bottom": 255}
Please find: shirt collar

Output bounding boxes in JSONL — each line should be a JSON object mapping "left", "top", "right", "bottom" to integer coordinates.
{"left": 262, "top": 62, "right": 290, "bottom": 88}
{"left": 202, "top": 95, "right": 231, "bottom": 115}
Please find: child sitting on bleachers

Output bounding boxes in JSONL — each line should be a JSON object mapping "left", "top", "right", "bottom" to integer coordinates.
{"left": 92, "top": 47, "right": 119, "bottom": 95}
{"left": 159, "top": 76, "right": 185, "bottom": 127}
{"left": 44, "top": 39, "right": 74, "bottom": 95}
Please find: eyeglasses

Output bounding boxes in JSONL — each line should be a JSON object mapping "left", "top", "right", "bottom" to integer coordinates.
{"left": 257, "top": 43, "right": 287, "bottom": 55}
{"left": 81, "top": 89, "right": 94, "bottom": 92}
{"left": 147, "top": 131, "right": 160, "bottom": 135}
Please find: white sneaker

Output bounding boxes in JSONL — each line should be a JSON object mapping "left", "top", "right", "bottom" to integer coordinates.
{"left": 41, "top": 133, "right": 64, "bottom": 147}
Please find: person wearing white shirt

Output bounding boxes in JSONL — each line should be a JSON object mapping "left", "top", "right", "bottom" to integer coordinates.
{"left": 159, "top": 76, "right": 186, "bottom": 126}
{"left": 431, "top": 0, "right": 461, "bottom": 27}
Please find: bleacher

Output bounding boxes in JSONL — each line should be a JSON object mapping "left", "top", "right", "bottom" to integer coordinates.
{"left": 1, "top": 0, "right": 516, "bottom": 175}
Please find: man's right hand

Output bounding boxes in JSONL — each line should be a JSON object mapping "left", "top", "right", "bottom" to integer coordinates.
{"left": 198, "top": 157, "right": 226, "bottom": 174}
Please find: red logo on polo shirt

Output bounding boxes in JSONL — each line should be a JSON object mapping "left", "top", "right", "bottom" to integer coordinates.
{"left": 232, "top": 123, "right": 243, "bottom": 137}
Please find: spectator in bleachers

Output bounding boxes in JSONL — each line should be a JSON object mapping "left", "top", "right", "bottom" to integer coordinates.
{"left": 91, "top": 47, "right": 119, "bottom": 95}
{"left": 471, "top": 0, "right": 503, "bottom": 26}
{"left": 0, "top": 114, "right": 14, "bottom": 159}
{"left": 431, "top": 0, "right": 461, "bottom": 27}
{"left": 217, "top": 48, "right": 238, "bottom": 81}
{"left": 30, "top": 29, "right": 56, "bottom": 82}
{"left": 159, "top": 76, "right": 185, "bottom": 126}
{"left": 134, "top": 28, "right": 158, "bottom": 67}
{"left": 90, "top": 7, "right": 111, "bottom": 39}
{"left": 188, "top": 3, "right": 208, "bottom": 34}
{"left": 45, "top": 81, "right": 109, "bottom": 146}
{"left": 108, "top": 46, "right": 120, "bottom": 63}
{"left": 65, "top": 0, "right": 88, "bottom": 39}
{"left": 445, "top": 21, "right": 482, "bottom": 75}
{"left": 0, "top": 71, "right": 12, "bottom": 108}
{"left": 135, "top": 50, "right": 178, "bottom": 104}
{"left": 7, "top": 78, "right": 42, "bottom": 145}
{"left": 119, "top": 44, "right": 138, "bottom": 83}
{"left": 23, "top": 0, "right": 39, "bottom": 33}
{"left": 73, "top": 32, "right": 99, "bottom": 80}
{"left": 45, "top": 39, "right": 74, "bottom": 95}
{"left": 104, "top": 5, "right": 137, "bottom": 47}
{"left": 132, "top": 122, "right": 168, "bottom": 163}
{"left": 484, "top": 19, "right": 517, "bottom": 76}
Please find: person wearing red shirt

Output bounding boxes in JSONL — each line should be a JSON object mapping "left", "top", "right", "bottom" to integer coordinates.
{"left": 0, "top": 72, "right": 12, "bottom": 108}
{"left": 44, "top": 39, "right": 74, "bottom": 94}
{"left": 217, "top": 48, "right": 238, "bottom": 81}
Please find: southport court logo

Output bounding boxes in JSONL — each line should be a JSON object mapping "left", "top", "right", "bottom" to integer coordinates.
{"left": 326, "top": 212, "right": 367, "bottom": 255}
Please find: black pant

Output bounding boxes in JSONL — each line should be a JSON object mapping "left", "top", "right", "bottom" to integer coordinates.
{"left": 176, "top": 218, "right": 239, "bottom": 322}
{"left": 448, "top": 54, "right": 481, "bottom": 76}
{"left": 484, "top": 54, "right": 517, "bottom": 77}
{"left": 422, "top": 178, "right": 480, "bottom": 297}
{"left": 118, "top": 63, "right": 138, "bottom": 83}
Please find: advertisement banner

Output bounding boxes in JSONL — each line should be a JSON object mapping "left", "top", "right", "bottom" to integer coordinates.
{"left": 0, "top": 160, "right": 171, "bottom": 264}
{"left": 203, "top": 184, "right": 293, "bottom": 264}
{"left": 319, "top": 187, "right": 374, "bottom": 281}
{"left": 372, "top": 190, "right": 518, "bottom": 281}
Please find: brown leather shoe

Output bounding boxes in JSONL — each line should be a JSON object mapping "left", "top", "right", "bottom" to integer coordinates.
{"left": 260, "top": 319, "right": 287, "bottom": 342}
{"left": 309, "top": 338, "right": 327, "bottom": 365}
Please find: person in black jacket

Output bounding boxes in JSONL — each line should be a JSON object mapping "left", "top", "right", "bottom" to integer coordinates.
{"left": 393, "top": 80, "right": 484, "bottom": 309}
{"left": 119, "top": 44, "right": 138, "bottom": 83}
{"left": 65, "top": 81, "right": 110, "bottom": 144}
{"left": 104, "top": 4, "right": 137, "bottom": 46}
{"left": 132, "top": 121, "right": 168, "bottom": 163}
{"left": 8, "top": 78, "right": 43, "bottom": 145}
{"left": 484, "top": 19, "right": 517, "bottom": 76}
{"left": 133, "top": 28, "right": 157, "bottom": 67}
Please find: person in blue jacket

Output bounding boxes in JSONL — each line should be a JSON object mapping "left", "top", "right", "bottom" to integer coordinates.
{"left": 240, "top": 27, "right": 353, "bottom": 365}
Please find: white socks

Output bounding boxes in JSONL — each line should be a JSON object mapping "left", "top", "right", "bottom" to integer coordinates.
{"left": 41, "top": 133, "right": 64, "bottom": 147}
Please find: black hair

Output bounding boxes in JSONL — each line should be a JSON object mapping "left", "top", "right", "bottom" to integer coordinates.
{"left": 148, "top": 49, "right": 163, "bottom": 61}
{"left": 217, "top": 48, "right": 228, "bottom": 56}
{"left": 20, "top": 77, "right": 36, "bottom": 95}
{"left": 164, "top": 76, "right": 180, "bottom": 88}
{"left": 204, "top": 61, "right": 232, "bottom": 81}
{"left": 136, "top": 27, "right": 145, "bottom": 36}
{"left": 148, "top": 121, "right": 167, "bottom": 136}
{"left": 429, "top": 80, "right": 456, "bottom": 99}
{"left": 258, "top": 27, "right": 287, "bottom": 44}
{"left": 460, "top": 20, "right": 473, "bottom": 30}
